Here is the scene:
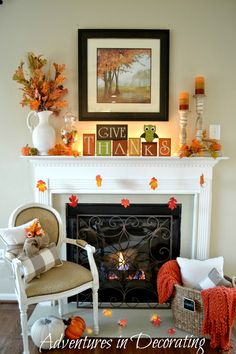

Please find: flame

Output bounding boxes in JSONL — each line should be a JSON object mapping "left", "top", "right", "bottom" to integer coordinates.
{"left": 118, "top": 252, "right": 128, "bottom": 270}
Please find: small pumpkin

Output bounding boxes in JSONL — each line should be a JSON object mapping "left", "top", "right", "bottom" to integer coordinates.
{"left": 211, "top": 142, "right": 221, "bottom": 151}
{"left": 29, "top": 147, "right": 39, "bottom": 155}
{"left": 21, "top": 144, "right": 30, "bottom": 156}
{"left": 65, "top": 316, "right": 86, "bottom": 340}
{"left": 31, "top": 316, "right": 65, "bottom": 349}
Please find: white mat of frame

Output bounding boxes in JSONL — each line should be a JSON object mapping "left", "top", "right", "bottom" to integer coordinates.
{"left": 28, "top": 302, "right": 195, "bottom": 339}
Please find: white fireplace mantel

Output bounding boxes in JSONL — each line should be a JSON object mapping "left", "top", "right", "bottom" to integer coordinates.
{"left": 24, "top": 155, "right": 228, "bottom": 260}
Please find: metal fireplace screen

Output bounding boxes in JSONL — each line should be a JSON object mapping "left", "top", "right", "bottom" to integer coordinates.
{"left": 66, "top": 203, "right": 181, "bottom": 308}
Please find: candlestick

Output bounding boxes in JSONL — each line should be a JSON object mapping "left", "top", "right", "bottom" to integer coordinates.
{"left": 178, "top": 109, "right": 188, "bottom": 149}
{"left": 193, "top": 93, "right": 205, "bottom": 142}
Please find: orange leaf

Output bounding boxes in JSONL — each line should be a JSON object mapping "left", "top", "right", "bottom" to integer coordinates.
{"left": 149, "top": 177, "right": 158, "bottom": 190}
{"left": 168, "top": 328, "right": 176, "bottom": 335}
{"left": 69, "top": 194, "right": 78, "bottom": 207}
{"left": 30, "top": 100, "right": 40, "bottom": 111}
{"left": 96, "top": 175, "right": 102, "bottom": 187}
{"left": 200, "top": 174, "right": 205, "bottom": 187}
{"left": 25, "top": 219, "right": 45, "bottom": 238}
{"left": 190, "top": 139, "right": 203, "bottom": 153}
{"left": 86, "top": 327, "right": 93, "bottom": 335}
{"left": 179, "top": 144, "right": 191, "bottom": 158}
{"left": 36, "top": 179, "right": 47, "bottom": 192}
{"left": 103, "top": 309, "right": 113, "bottom": 317}
{"left": 150, "top": 314, "right": 161, "bottom": 327}
{"left": 168, "top": 197, "right": 177, "bottom": 210}
{"left": 118, "top": 319, "right": 127, "bottom": 327}
{"left": 121, "top": 198, "right": 130, "bottom": 208}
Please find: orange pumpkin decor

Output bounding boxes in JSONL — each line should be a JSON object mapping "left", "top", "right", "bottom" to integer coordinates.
{"left": 21, "top": 144, "right": 30, "bottom": 156}
{"left": 21, "top": 145, "right": 39, "bottom": 156}
{"left": 65, "top": 316, "right": 86, "bottom": 340}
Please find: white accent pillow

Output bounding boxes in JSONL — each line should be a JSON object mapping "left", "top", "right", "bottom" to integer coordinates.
{"left": 176, "top": 256, "right": 224, "bottom": 289}
{"left": 0, "top": 219, "right": 38, "bottom": 251}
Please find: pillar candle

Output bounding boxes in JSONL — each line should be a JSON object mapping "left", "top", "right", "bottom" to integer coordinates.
{"left": 195, "top": 76, "right": 205, "bottom": 94}
{"left": 179, "top": 92, "right": 189, "bottom": 110}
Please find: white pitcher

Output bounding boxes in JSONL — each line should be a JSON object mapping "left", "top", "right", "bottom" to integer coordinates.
{"left": 27, "top": 110, "right": 56, "bottom": 155}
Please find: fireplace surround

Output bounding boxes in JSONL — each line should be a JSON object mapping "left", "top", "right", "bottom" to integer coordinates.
{"left": 25, "top": 155, "right": 226, "bottom": 260}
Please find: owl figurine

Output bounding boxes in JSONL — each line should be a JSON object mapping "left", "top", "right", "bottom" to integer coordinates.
{"left": 140, "top": 125, "right": 159, "bottom": 142}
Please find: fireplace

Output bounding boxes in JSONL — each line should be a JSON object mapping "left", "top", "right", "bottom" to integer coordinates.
{"left": 24, "top": 155, "right": 226, "bottom": 288}
{"left": 66, "top": 203, "right": 181, "bottom": 307}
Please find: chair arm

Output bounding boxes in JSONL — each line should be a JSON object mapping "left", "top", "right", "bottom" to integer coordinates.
{"left": 11, "top": 258, "right": 27, "bottom": 302}
{"left": 64, "top": 238, "right": 96, "bottom": 253}
{"left": 63, "top": 238, "right": 99, "bottom": 288}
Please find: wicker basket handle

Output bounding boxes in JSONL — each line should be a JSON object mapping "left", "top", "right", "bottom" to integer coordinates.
{"left": 232, "top": 276, "right": 236, "bottom": 288}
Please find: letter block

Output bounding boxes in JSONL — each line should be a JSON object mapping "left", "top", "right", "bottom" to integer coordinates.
{"left": 96, "top": 140, "right": 112, "bottom": 156}
{"left": 96, "top": 125, "right": 128, "bottom": 140}
{"left": 113, "top": 140, "right": 128, "bottom": 156}
{"left": 142, "top": 142, "right": 157, "bottom": 156}
{"left": 129, "top": 138, "right": 141, "bottom": 156}
{"left": 159, "top": 138, "right": 171, "bottom": 156}
{"left": 83, "top": 134, "right": 95, "bottom": 156}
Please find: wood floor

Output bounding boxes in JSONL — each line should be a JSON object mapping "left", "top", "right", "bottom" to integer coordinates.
{"left": 0, "top": 303, "right": 235, "bottom": 354}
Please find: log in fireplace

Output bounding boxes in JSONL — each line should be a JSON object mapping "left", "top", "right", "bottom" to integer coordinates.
{"left": 66, "top": 203, "right": 181, "bottom": 308}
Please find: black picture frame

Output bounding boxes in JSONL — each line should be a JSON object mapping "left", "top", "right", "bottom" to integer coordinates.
{"left": 78, "top": 29, "right": 169, "bottom": 121}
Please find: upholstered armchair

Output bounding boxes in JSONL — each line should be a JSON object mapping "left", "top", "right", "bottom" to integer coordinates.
{"left": 6, "top": 203, "right": 99, "bottom": 354}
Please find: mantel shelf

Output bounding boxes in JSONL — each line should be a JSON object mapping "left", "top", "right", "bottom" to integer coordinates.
{"left": 21, "top": 155, "right": 229, "bottom": 161}
{"left": 22, "top": 155, "right": 229, "bottom": 169}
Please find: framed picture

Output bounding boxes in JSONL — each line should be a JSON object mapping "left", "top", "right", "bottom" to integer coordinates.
{"left": 78, "top": 29, "right": 169, "bottom": 121}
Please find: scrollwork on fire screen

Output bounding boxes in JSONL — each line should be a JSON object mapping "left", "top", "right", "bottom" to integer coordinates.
{"left": 74, "top": 214, "right": 174, "bottom": 307}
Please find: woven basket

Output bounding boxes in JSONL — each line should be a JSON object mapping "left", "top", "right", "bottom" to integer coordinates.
{"left": 171, "top": 277, "right": 233, "bottom": 336}
{"left": 171, "top": 284, "right": 205, "bottom": 336}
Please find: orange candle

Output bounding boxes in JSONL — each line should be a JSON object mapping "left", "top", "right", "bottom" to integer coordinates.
{"left": 179, "top": 92, "right": 189, "bottom": 110}
{"left": 195, "top": 76, "right": 205, "bottom": 94}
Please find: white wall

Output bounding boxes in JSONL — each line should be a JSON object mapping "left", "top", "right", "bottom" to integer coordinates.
{"left": 0, "top": 0, "right": 236, "bottom": 296}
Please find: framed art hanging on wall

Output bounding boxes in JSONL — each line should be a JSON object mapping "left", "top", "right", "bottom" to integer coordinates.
{"left": 78, "top": 29, "right": 169, "bottom": 121}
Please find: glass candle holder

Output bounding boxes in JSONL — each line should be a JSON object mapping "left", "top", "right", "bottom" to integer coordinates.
{"left": 61, "top": 112, "right": 78, "bottom": 149}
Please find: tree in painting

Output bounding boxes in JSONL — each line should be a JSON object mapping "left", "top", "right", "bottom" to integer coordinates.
{"left": 97, "top": 48, "right": 151, "bottom": 104}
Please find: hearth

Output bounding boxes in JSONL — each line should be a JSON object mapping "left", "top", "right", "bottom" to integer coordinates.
{"left": 66, "top": 203, "right": 181, "bottom": 308}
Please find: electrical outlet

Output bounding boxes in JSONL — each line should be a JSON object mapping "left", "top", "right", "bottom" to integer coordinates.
{"left": 0, "top": 248, "right": 5, "bottom": 262}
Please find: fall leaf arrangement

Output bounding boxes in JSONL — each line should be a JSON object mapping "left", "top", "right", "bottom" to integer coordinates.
{"left": 12, "top": 52, "right": 68, "bottom": 114}
{"left": 179, "top": 139, "right": 222, "bottom": 158}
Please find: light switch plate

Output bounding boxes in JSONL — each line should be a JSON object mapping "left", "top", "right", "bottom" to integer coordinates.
{"left": 0, "top": 249, "right": 5, "bottom": 262}
{"left": 209, "top": 124, "right": 221, "bottom": 140}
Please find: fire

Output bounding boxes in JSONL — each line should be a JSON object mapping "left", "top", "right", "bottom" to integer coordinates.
{"left": 118, "top": 252, "right": 129, "bottom": 271}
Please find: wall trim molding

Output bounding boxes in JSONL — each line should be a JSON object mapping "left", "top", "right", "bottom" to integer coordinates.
{"left": 0, "top": 293, "right": 17, "bottom": 301}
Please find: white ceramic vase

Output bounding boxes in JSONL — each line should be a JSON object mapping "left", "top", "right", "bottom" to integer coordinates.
{"left": 27, "top": 110, "right": 56, "bottom": 155}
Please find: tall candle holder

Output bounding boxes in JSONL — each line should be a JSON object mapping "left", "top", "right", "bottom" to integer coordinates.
{"left": 178, "top": 109, "right": 188, "bottom": 150}
{"left": 193, "top": 93, "right": 206, "bottom": 142}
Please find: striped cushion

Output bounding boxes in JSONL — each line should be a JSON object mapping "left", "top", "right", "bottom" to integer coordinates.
{"left": 21, "top": 243, "right": 62, "bottom": 283}
{"left": 198, "top": 267, "right": 232, "bottom": 290}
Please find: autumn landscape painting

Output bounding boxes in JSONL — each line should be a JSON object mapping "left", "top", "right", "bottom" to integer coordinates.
{"left": 97, "top": 48, "right": 151, "bottom": 104}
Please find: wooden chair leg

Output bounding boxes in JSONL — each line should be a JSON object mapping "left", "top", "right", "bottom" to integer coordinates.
{"left": 92, "top": 288, "right": 99, "bottom": 335}
{"left": 19, "top": 304, "right": 29, "bottom": 354}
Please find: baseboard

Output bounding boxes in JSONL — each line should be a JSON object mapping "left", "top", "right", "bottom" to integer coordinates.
{"left": 0, "top": 293, "right": 17, "bottom": 301}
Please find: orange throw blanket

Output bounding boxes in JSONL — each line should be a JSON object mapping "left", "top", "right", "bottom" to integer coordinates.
{"left": 201, "top": 286, "right": 236, "bottom": 352}
{"left": 157, "top": 259, "right": 182, "bottom": 304}
{"left": 157, "top": 260, "right": 236, "bottom": 352}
